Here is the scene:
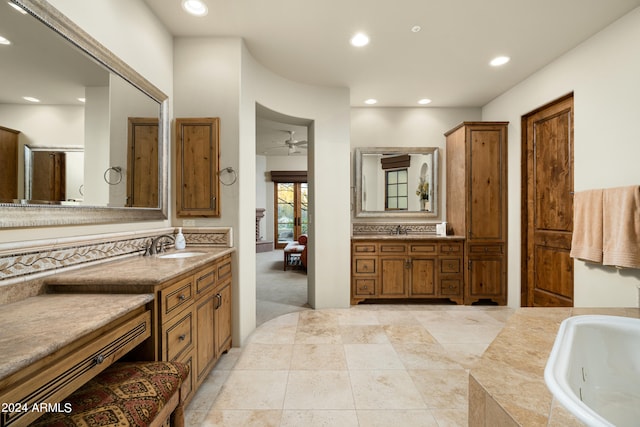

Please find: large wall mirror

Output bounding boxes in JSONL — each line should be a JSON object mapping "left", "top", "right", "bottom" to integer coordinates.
{"left": 354, "top": 147, "right": 439, "bottom": 218}
{"left": 0, "top": 0, "right": 168, "bottom": 227}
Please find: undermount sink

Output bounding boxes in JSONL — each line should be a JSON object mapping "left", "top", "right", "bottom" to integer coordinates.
{"left": 157, "top": 251, "right": 205, "bottom": 259}
{"left": 544, "top": 315, "right": 640, "bottom": 427}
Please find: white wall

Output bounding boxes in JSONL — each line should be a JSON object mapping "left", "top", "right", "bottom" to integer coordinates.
{"left": 350, "top": 107, "right": 482, "bottom": 222}
{"left": 1, "top": 0, "right": 173, "bottom": 243}
{"left": 482, "top": 7, "right": 640, "bottom": 307}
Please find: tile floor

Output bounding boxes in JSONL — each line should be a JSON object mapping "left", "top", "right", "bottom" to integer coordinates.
{"left": 185, "top": 304, "right": 514, "bottom": 426}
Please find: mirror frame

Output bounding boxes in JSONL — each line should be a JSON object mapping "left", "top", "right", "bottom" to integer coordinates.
{"left": 354, "top": 147, "right": 439, "bottom": 219}
{"left": 0, "top": 0, "right": 168, "bottom": 228}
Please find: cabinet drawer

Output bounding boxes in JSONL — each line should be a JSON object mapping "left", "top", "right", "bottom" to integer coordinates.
{"left": 354, "top": 278, "right": 376, "bottom": 296}
{"left": 217, "top": 255, "right": 232, "bottom": 283}
{"left": 162, "top": 276, "right": 194, "bottom": 318}
{"left": 354, "top": 258, "right": 376, "bottom": 274}
{"left": 440, "top": 258, "right": 461, "bottom": 273}
{"left": 380, "top": 243, "right": 406, "bottom": 254}
{"left": 439, "top": 243, "right": 463, "bottom": 254}
{"left": 469, "top": 244, "right": 504, "bottom": 254}
{"left": 177, "top": 350, "right": 194, "bottom": 402}
{"left": 440, "top": 278, "right": 462, "bottom": 295}
{"left": 0, "top": 310, "right": 151, "bottom": 427}
{"left": 409, "top": 243, "right": 437, "bottom": 254}
{"left": 163, "top": 309, "right": 194, "bottom": 361}
{"left": 195, "top": 265, "right": 215, "bottom": 295}
{"left": 353, "top": 243, "right": 377, "bottom": 254}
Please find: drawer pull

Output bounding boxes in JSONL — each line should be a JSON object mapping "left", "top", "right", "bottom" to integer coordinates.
{"left": 93, "top": 354, "right": 105, "bottom": 365}
{"left": 178, "top": 294, "right": 187, "bottom": 301}
{"left": 215, "top": 293, "right": 222, "bottom": 309}
{"left": 179, "top": 334, "right": 187, "bottom": 341}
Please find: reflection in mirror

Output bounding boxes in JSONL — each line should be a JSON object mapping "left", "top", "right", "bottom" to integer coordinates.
{"left": 355, "top": 147, "right": 439, "bottom": 218}
{"left": 0, "top": 0, "right": 168, "bottom": 227}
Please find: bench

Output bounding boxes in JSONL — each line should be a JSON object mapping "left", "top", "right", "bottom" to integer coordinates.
{"left": 31, "top": 361, "right": 189, "bottom": 427}
{"left": 283, "top": 234, "right": 308, "bottom": 271}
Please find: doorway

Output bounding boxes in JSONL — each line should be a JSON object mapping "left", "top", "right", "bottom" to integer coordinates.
{"left": 521, "top": 93, "right": 574, "bottom": 307}
{"left": 274, "top": 181, "right": 308, "bottom": 248}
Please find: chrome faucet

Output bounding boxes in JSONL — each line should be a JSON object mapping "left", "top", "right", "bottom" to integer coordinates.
{"left": 143, "top": 234, "right": 175, "bottom": 256}
{"left": 391, "top": 225, "right": 407, "bottom": 235}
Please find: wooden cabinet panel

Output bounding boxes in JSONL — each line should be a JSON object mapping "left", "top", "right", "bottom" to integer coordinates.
{"left": 353, "top": 243, "right": 377, "bottom": 253}
{"left": 410, "top": 258, "right": 436, "bottom": 296}
{"left": 126, "top": 117, "right": 158, "bottom": 208}
{"left": 409, "top": 243, "right": 437, "bottom": 254}
{"left": 380, "top": 244, "right": 407, "bottom": 254}
{"left": 380, "top": 257, "right": 408, "bottom": 297}
{"left": 354, "top": 258, "right": 376, "bottom": 274}
{"left": 175, "top": 117, "right": 220, "bottom": 217}
{"left": 468, "top": 258, "right": 504, "bottom": 299}
{"left": 440, "top": 258, "right": 461, "bottom": 274}
{"left": 162, "top": 308, "right": 194, "bottom": 361}
{"left": 161, "top": 276, "right": 194, "bottom": 319}
{"left": 195, "top": 291, "right": 216, "bottom": 381}
{"left": 0, "top": 126, "right": 19, "bottom": 200}
{"left": 195, "top": 266, "right": 216, "bottom": 295}
{"left": 214, "top": 279, "right": 232, "bottom": 357}
{"left": 354, "top": 278, "right": 376, "bottom": 296}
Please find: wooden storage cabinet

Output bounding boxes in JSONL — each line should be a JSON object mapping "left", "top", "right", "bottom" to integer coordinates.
{"left": 156, "top": 254, "right": 232, "bottom": 403}
{"left": 351, "top": 239, "right": 464, "bottom": 304}
{"left": 446, "top": 122, "right": 508, "bottom": 305}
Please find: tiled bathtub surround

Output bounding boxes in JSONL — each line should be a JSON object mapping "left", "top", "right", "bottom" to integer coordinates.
{"left": 0, "top": 227, "right": 232, "bottom": 304}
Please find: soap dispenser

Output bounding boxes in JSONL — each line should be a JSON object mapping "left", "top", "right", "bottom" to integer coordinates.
{"left": 175, "top": 227, "right": 186, "bottom": 250}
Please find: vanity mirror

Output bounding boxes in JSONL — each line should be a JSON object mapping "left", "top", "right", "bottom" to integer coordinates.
{"left": 354, "top": 147, "right": 439, "bottom": 218}
{"left": 0, "top": 0, "right": 168, "bottom": 227}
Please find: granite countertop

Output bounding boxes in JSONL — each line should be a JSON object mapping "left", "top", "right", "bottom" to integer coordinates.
{"left": 351, "top": 234, "right": 465, "bottom": 240}
{"left": 470, "top": 307, "right": 640, "bottom": 426}
{"left": 0, "top": 293, "right": 154, "bottom": 381}
{"left": 46, "top": 247, "right": 235, "bottom": 292}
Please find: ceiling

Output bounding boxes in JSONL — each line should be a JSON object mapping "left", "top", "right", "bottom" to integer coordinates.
{"left": 144, "top": 0, "right": 640, "bottom": 109}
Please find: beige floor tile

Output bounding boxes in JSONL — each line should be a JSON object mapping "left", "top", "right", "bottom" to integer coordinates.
{"left": 439, "top": 342, "right": 490, "bottom": 369}
{"left": 394, "top": 342, "right": 464, "bottom": 370}
{"left": 200, "top": 410, "right": 282, "bottom": 427}
{"left": 290, "top": 344, "right": 348, "bottom": 370}
{"left": 344, "top": 343, "right": 404, "bottom": 370}
{"left": 280, "top": 410, "right": 359, "bottom": 426}
{"left": 335, "top": 309, "right": 381, "bottom": 325}
{"left": 233, "top": 343, "right": 293, "bottom": 370}
{"left": 375, "top": 310, "right": 420, "bottom": 326}
{"left": 357, "top": 409, "right": 439, "bottom": 427}
{"left": 246, "top": 323, "right": 298, "bottom": 345}
{"left": 340, "top": 324, "right": 390, "bottom": 344}
{"left": 383, "top": 324, "right": 437, "bottom": 344}
{"left": 424, "top": 323, "right": 504, "bottom": 344}
{"left": 283, "top": 370, "right": 355, "bottom": 409}
{"left": 350, "top": 369, "right": 427, "bottom": 409}
{"left": 211, "top": 370, "right": 289, "bottom": 410}
{"left": 431, "top": 407, "right": 469, "bottom": 427}
{"left": 409, "top": 369, "right": 469, "bottom": 409}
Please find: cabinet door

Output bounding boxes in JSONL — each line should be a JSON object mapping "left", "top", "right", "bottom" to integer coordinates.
{"left": 468, "top": 126, "right": 506, "bottom": 241}
{"left": 468, "top": 257, "right": 504, "bottom": 299}
{"left": 195, "top": 291, "right": 216, "bottom": 381}
{"left": 214, "top": 280, "right": 232, "bottom": 356}
{"left": 380, "top": 257, "right": 408, "bottom": 297}
{"left": 410, "top": 257, "right": 436, "bottom": 296}
{"left": 176, "top": 117, "right": 220, "bottom": 217}
{"left": 127, "top": 117, "right": 158, "bottom": 208}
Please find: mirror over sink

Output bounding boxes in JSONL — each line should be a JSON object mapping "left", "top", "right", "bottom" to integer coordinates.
{"left": 354, "top": 147, "right": 439, "bottom": 218}
{"left": 0, "top": 0, "right": 168, "bottom": 228}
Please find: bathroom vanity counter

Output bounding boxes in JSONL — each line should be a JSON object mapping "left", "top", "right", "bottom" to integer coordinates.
{"left": 0, "top": 293, "right": 153, "bottom": 426}
{"left": 351, "top": 234, "right": 465, "bottom": 240}
{"left": 45, "top": 246, "right": 235, "bottom": 292}
{"left": 469, "top": 307, "right": 640, "bottom": 426}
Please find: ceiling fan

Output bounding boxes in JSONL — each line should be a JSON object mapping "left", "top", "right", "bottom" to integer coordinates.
{"left": 266, "top": 130, "right": 307, "bottom": 155}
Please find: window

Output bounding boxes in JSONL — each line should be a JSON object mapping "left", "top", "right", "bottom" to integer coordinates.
{"left": 386, "top": 169, "right": 408, "bottom": 210}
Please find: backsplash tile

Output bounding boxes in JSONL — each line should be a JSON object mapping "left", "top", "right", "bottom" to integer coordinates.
{"left": 352, "top": 222, "right": 437, "bottom": 236}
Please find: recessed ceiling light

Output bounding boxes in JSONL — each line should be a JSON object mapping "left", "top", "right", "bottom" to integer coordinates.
{"left": 417, "top": 98, "right": 432, "bottom": 105}
{"left": 77, "top": 97, "right": 86, "bottom": 103}
{"left": 8, "top": 2, "right": 27, "bottom": 14}
{"left": 350, "top": 33, "right": 370, "bottom": 47}
{"left": 411, "top": 26, "right": 421, "bottom": 33}
{"left": 490, "top": 56, "right": 510, "bottom": 67}
{"left": 23, "top": 96, "right": 40, "bottom": 103}
{"left": 364, "top": 98, "right": 377, "bottom": 105}
{"left": 0, "top": 36, "right": 10, "bottom": 45}
{"left": 182, "top": 0, "right": 208, "bottom": 16}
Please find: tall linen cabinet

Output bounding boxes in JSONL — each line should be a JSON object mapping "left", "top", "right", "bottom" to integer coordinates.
{"left": 445, "top": 122, "right": 508, "bottom": 305}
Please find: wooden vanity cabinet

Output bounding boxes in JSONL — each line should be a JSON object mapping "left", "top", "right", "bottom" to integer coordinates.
{"left": 156, "top": 254, "right": 232, "bottom": 403}
{"left": 445, "top": 122, "right": 508, "bottom": 305}
{"left": 351, "top": 239, "right": 464, "bottom": 304}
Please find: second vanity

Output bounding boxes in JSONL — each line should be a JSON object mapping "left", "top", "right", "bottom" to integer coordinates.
{"left": 351, "top": 235, "right": 465, "bottom": 305}
{"left": 44, "top": 246, "right": 234, "bottom": 405}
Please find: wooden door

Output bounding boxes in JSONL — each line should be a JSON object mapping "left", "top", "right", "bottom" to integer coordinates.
{"left": 274, "top": 182, "right": 308, "bottom": 248}
{"left": 0, "top": 126, "right": 19, "bottom": 200}
{"left": 522, "top": 94, "right": 574, "bottom": 306}
{"left": 380, "top": 257, "right": 409, "bottom": 297}
{"left": 176, "top": 117, "right": 220, "bottom": 217}
{"left": 31, "top": 151, "right": 65, "bottom": 201}
{"left": 127, "top": 117, "right": 158, "bottom": 207}
{"left": 410, "top": 257, "right": 436, "bottom": 296}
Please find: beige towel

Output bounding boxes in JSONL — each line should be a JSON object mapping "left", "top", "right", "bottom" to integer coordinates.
{"left": 602, "top": 185, "right": 640, "bottom": 269}
{"left": 570, "top": 189, "right": 603, "bottom": 263}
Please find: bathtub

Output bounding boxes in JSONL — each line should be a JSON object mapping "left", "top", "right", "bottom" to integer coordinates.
{"left": 545, "top": 315, "right": 640, "bottom": 427}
